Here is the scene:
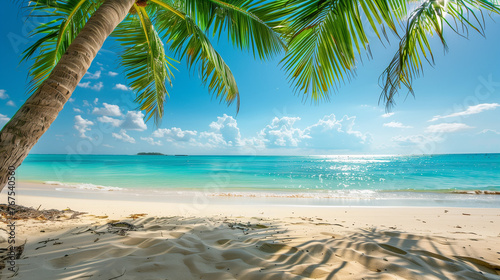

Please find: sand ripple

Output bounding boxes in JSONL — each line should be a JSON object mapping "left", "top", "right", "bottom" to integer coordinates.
{"left": 2, "top": 215, "right": 500, "bottom": 280}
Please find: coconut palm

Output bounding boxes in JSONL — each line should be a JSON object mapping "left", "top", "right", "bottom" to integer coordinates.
{"left": 0, "top": 0, "right": 291, "bottom": 190}
{"left": 0, "top": 0, "right": 499, "bottom": 191}
{"left": 281, "top": 0, "right": 499, "bottom": 108}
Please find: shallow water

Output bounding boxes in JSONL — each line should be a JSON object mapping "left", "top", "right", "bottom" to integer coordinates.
{"left": 17, "top": 154, "right": 499, "bottom": 198}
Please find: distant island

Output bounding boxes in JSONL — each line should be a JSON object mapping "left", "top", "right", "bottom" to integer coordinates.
{"left": 136, "top": 153, "right": 189, "bottom": 156}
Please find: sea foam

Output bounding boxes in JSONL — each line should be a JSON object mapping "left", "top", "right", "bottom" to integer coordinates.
{"left": 44, "top": 181, "right": 123, "bottom": 191}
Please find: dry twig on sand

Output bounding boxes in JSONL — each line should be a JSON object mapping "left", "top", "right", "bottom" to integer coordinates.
{"left": 0, "top": 204, "right": 86, "bottom": 222}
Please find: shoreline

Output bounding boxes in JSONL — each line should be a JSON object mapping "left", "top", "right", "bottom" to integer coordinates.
{"left": 12, "top": 181, "right": 500, "bottom": 210}
{"left": 2, "top": 183, "right": 500, "bottom": 279}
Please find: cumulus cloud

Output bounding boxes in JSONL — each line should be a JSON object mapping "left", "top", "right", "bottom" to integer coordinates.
{"left": 138, "top": 114, "right": 370, "bottom": 152}
{"left": 478, "top": 129, "right": 500, "bottom": 135}
{"left": 425, "top": 123, "right": 473, "bottom": 133}
{"left": 108, "top": 71, "right": 118, "bottom": 77}
{"left": 305, "top": 114, "right": 371, "bottom": 149}
{"left": 83, "top": 100, "right": 91, "bottom": 107}
{"left": 152, "top": 127, "right": 197, "bottom": 142}
{"left": 6, "top": 101, "right": 15, "bottom": 107}
{"left": 92, "top": 103, "right": 122, "bottom": 116}
{"left": 383, "top": 121, "right": 412, "bottom": 129}
{"left": 392, "top": 134, "right": 443, "bottom": 146}
{"left": 73, "top": 108, "right": 83, "bottom": 113}
{"left": 0, "top": 89, "right": 8, "bottom": 99}
{"left": 69, "top": 98, "right": 75, "bottom": 103}
{"left": 97, "top": 116, "right": 122, "bottom": 127}
{"left": 74, "top": 115, "right": 93, "bottom": 139}
{"left": 120, "top": 111, "right": 147, "bottom": 131}
{"left": 259, "top": 116, "right": 310, "bottom": 147}
{"left": 202, "top": 114, "right": 242, "bottom": 146}
{"left": 85, "top": 70, "right": 101, "bottom": 79}
{"left": 94, "top": 98, "right": 98, "bottom": 105}
{"left": 381, "top": 112, "right": 394, "bottom": 118}
{"left": 112, "top": 129, "right": 135, "bottom": 143}
{"left": 0, "top": 113, "right": 10, "bottom": 127}
{"left": 113, "top": 84, "right": 131, "bottom": 91}
{"left": 429, "top": 103, "right": 500, "bottom": 122}
{"left": 78, "top": 81, "right": 103, "bottom": 91}
{"left": 141, "top": 137, "right": 162, "bottom": 146}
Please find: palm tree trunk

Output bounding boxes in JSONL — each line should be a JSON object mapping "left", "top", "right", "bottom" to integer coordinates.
{"left": 0, "top": 0, "right": 136, "bottom": 192}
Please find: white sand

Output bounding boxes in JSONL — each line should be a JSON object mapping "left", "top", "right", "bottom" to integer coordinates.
{"left": 1, "top": 183, "right": 500, "bottom": 279}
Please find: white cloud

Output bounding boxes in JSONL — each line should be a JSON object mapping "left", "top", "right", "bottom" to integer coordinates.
{"left": 97, "top": 116, "right": 122, "bottom": 127}
{"left": 120, "top": 111, "right": 147, "bottom": 131}
{"left": 69, "top": 98, "right": 75, "bottom": 103}
{"left": 83, "top": 100, "right": 91, "bottom": 107}
{"left": 141, "top": 137, "right": 162, "bottom": 146}
{"left": 204, "top": 114, "right": 242, "bottom": 146}
{"left": 425, "top": 123, "right": 473, "bottom": 133}
{"left": 113, "top": 84, "right": 131, "bottom": 91}
{"left": 108, "top": 71, "right": 118, "bottom": 77}
{"left": 102, "top": 144, "right": 114, "bottom": 148}
{"left": 429, "top": 103, "right": 500, "bottom": 122}
{"left": 92, "top": 103, "right": 122, "bottom": 117}
{"left": 139, "top": 114, "right": 371, "bottom": 152}
{"left": 0, "top": 89, "right": 8, "bottom": 100}
{"left": 85, "top": 70, "right": 101, "bottom": 79}
{"left": 381, "top": 112, "right": 395, "bottom": 118}
{"left": 392, "top": 134, "right": 443, "bottom": 146}
{"left": 383, "top": 121, "right": 412, "bottom": 129}
{"left": 478, "top": 129, "right": 500, "bottom": 135}
{"left": 78, "top": 81, "right": 103, "bottom": 91}
{"left": 93, "top": 98, "right": 98, "bottom": 105}
{"left": 92, "top": 82, "right": 103, "bottom": 91}
{"left": 6, "top": 101, "right": 15, "bottom": 107}
{"left": 153, "top": 127, "right": 197, "bottom": 142}
{"left": 112, "top": 129, "right": 135, "bottom": 144}
{"left": 74, "top": 115, "right": 93, "bottom": 140}
{"left": 73, "top": 108, "right": 83, "bottom": 113}
{"left": 78, "top": 82, "right": 91, "bottom": 88}
{"left": 0, "top": 113, "right": 10, "bottom": 127}
{"left": 259, "top": 116, "right": 309, "bottom": 147}
{"left": 305, "top": 114, "right": 371, "bottom": 148}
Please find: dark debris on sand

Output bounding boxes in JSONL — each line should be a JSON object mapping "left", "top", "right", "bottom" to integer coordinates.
{"left": 0, "top": 204, "right": 86, "bottom": 223}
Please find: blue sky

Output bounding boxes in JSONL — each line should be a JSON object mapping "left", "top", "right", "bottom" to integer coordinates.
{"left": 1, "top": 2, "right": 500, "bottom": 155}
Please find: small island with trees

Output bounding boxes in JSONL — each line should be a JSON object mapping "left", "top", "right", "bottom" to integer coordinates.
{"left": 137, "top": 152, "right": 165, "bottom": 156}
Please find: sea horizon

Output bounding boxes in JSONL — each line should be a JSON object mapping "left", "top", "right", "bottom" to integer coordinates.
{"left": 28, "top": 152, "right": 500, "bottom": 156}
{"left": 16, "top": 153, "right": 500, "bottom": 208}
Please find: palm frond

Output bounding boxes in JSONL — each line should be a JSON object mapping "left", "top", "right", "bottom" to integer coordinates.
{"left": 380, "top": 0, "right": 500, "bottom": 109}
{"left": 152, "top": 0, "right": 240, "bottom": 111}
{"left": 112, "top": 4, "right": 177, "bottom": 124}
{"left": 21, "top": 0, "right": 101, "bottom": 94}
{"left": 184, "top": 0, "right": 290, "bottom": 60}
{"left": 281, "top": 0, "right": 407, "bottom": 101}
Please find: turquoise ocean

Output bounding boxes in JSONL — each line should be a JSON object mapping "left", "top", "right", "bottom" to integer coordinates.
{"left": 16, "top": 153, "right": 500, "bottom": 207}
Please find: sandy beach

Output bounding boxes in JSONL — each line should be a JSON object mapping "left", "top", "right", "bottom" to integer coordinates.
{"left": 1, "top": 182, "right": 499, "bottom": 279}
{"left": 2, "top": 0, "right": 500, "bottom": 277}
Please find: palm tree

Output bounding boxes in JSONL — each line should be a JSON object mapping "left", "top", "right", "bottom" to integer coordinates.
{"left": 0, "top": 0, "right": 290, "bottom": 190}
{"left": 281, "top": 0, "right": 499, "bottom": 108}
{"left": 0, "top": 0, "right": 498, "bottom": 191}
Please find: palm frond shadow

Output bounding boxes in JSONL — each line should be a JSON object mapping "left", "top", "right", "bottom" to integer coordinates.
{"left": 9, "top": 215, "right": 500, "bottom": 279}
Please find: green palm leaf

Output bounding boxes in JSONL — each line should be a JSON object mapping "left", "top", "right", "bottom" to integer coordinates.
{"left": 380, "top": 0, "right": 500, "bottom": 109}
{"left": 281, "top": 0, "right": 406, "bottom": 101}
{"left": 21, "top": 0, "right": 101, "bottom": 94}
{"left": 184, "top": 0, "right": 289, "bottom": 60}
{"left": 152, "top": 0, "right": 239, "bottom": 111}
{"left": 112, "top": 4, "right": 177, "bottom": 124}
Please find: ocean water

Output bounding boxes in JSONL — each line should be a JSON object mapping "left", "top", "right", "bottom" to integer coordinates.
{"left": 15, "top": 154, "right": 500, "bottom": 207}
